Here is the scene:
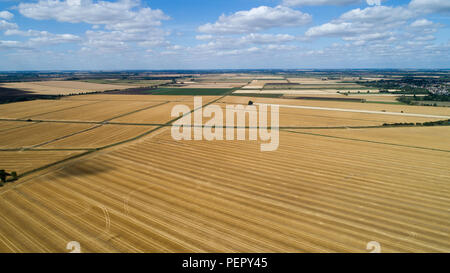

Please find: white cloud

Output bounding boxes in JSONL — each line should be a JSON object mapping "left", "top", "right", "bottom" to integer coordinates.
{"left": 415, "top": 35, "right": 435, "bottom": 41}
{"left": 18, "top": 0, "right": 169, "bottom": 31}
{"left": 3, "top": 28, "right": 81, "bottom": 47}
{"left": 82, "top": 28, "right": 169, "bottom": 52}
{"left": 0, "top": 11, "right": 13, "bottom": 20}
{"left": 366, "top": 0, "right": 381, "bottom": 6}
{"left": 239, "top": 33, "right": 296, "bottom": 44}
{"left": 0, "top": 40, "right": 27, "bottom": 50}
{"left": 198, "top": 5, "right": 311, "bottom": 34}
{"left": 410, "top": 19, "right": 434, "bottom": 28}
{"left": 28, "top": 33, "right": 81, "bottom": 46}
{"left": 195, "top": 34, "right": 213, "bottom": 40}
{"left": 339, "top": 6, "right": 414, "bottom": 23}
{"left": 0, "top": 19, "right": 17, "bottom": 31}
{"left": 306, "top": 22, "right": 359, "bottom": 37}
{"left": 4, "top": 29, "right": 47, "bottom": 36}
{"left": 17, "top": 1, "right": 172, "bottom": 52}
{"left": 306, "top": 6, "right": 415, "bottom": 38}
{"left": 282, "top": 0, "right": 360, "bottom": 6}
{"left": 301, "top": 4, "right": 441, "bottom": 60}
{"left": 409, "top": 0, "right": 450, "bottom": 13}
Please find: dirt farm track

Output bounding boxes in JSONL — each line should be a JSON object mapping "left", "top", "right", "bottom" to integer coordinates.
{"left": 0, "top": 93, "right": 449, "bottom": 253}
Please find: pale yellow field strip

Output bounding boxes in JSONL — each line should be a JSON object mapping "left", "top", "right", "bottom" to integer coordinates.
{"left": 208, "top": 103, "right": 442, "bottom": 127}
{"left": 236, "top": 90, "right": 342, "bottom": 94}
{"left": 276, "top": 111, "right": 439, "bottom": 127}
{"left": 218, "top": 96, "right": 450, "bottom": 116}
{"left": 288, "top": 126, "right": 450, "bottom": 151}
{"left": 286, "top": 78, "right": 351, "bottom": 84}
{"left": 1, "top": 81, "right": 137, "bottom": 95}
{"left": 256, "top": 103, "right": 450, "bottom": 119}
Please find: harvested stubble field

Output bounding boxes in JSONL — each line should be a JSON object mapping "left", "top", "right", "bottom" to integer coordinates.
{"left": 210, "top": 103, "right": 443, "bottom": 127}
{"left": 41, "top": 125, "right": 156, "bottom": 149}
{"left": 30, "top": 100, "right": 164, "bottom": 122}
{"left": 217, "top": 96, "right": 450, "bottom": 116}
{"left": 0, "top": 99, "right": 94, "bottom": 119}
{"left": 0, "top": 121, "right": 38, "bottom": 132}
{"left": 0, "top": 150, "right": 84, "bottom": 174}
{"left": 0, "top": 123, "right": 93, "bottom": 149}
{"left": 0, "top": 128, "right": 449, "bottom": 252}
{"left": 0, "top": 93, "right": 449, "bottom": 253}
{"left": 288, "top": 126, "right": 450, "bottom": 151}
{"left": 110, "top": 102, "right": 195, "bottom": 124}
{"left": 1, "top": 81, "right": 137, "bottom": 95}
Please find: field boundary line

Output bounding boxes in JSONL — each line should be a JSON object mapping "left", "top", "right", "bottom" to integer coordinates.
{"left": 283, "top": 129, "right": 450, "bottom": 153}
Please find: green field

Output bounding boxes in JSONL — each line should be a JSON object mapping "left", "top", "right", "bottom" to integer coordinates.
{"left": 80, "top": 79, "right": 171, "bottom": 86}
{"left": 230, "top": 93, "right": 284, "bottom": 98}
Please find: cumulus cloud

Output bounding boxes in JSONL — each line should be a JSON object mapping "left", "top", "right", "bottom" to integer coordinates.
{"left": 0, "top": 11, "right": 13, "bottom": 20}
{"left": 240, "top": 33, "right": 296, "bottom": 44}
{"left": 18, "top": 0, "right": 169, "bottom": 31}
{"left": 198, "top": 5, "right": 311, "bottom": 34}
{"left": 409, "top": 0, "right": 450, "bottom": 13}
{"left": 17, "top": 1, "right": 172, "bottom": 52}
{"left": 410, "top": 19, "right": 434, "bottom": 28}
{"left": 339, "top": 6, "right": 414, "bottom": 23}
{"left": 366, "top": 0, "right": 381, "bottom": 6}
{"left": 306, "top": 6, "right": 415, "bottom": 38}
{"left": 282, "top": 0, "right": 381, "bottom": 6}
{"left": 82, "top": 27, "right": 169, "bottom": 53}
{"left": 0, "top": 19, "right": 17, "bottom": 31}
{"left": 28, "top": 33, "right": 81, "bottom": 46}
{"left": 195, "top": 34, "right": 213, "bottom": 41}
{"left": 282, "top": 0, "right": 360, "bottom": 6}
{"left": 4, "top": 28, "right": 81, "bottom": 47}
{"left": 0, "top": 40, "right": 28, "bottom": 50}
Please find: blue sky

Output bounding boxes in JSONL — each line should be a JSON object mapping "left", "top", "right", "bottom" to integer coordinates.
{"left": 0, "top": 0, "right": 449, "bottom": 70}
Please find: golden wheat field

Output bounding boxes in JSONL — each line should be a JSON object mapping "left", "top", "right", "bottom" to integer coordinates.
{"left": 0, "top": 81, "right": 137, "bottom": 95}
{"left": 0, "top": 93, "right": 449, "bottom": 253}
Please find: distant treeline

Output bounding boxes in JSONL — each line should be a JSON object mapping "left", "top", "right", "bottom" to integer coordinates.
{"left": 358, "top": 79, "right": 429, "bottom": 94}
{"left": 383, "top": 119, "right": 450, "bottom": 127}
{"left": 397, "top": 94, "right": 450, "bottom": 105}
{"left": 0, "top": 95, "right": 63, "bottom": 104}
